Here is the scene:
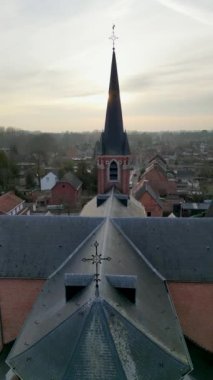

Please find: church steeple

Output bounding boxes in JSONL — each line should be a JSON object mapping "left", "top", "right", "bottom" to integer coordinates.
{"left": 100, "top": 27, "right": 130, "bottom": 156}
{"left": 101, "top": 50, "right": 130, "bottom": 155}
{"left": 97, "top": 28, "right": 131, "bottom": 195}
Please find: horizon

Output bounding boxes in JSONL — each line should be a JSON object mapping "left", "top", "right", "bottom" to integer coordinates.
{"left": 1, "top": 126, "right": 212, "bottom": 135}
{"left": 0, "top": 0, "right": 213, "bottom": 133}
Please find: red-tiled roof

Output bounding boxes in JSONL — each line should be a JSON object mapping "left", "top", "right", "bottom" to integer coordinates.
{"left": 0, "top": 192, "right": 24, "bottom": 214}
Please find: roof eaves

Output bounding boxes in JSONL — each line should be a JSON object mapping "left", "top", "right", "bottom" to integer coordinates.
{"left": 48, "top": 219, "right": 105, "bottom": 279}
{"left": 111, "top": 218, "right": 165, "bottom": 281}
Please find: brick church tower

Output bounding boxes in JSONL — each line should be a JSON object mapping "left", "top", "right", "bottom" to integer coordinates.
{"left": 97, "top": 39, "right": 131, "bottom": 195}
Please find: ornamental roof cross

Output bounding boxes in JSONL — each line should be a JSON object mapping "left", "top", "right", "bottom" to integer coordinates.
{"left": 82, "top": 241, "right": 111, "bottom": 292}
{"left": 109, "top": 24, "right": 118, "bottom": 50}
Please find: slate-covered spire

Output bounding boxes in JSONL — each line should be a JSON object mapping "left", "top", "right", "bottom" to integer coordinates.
{"left": 100, "top": 48, "right": 130, "bottom": 155}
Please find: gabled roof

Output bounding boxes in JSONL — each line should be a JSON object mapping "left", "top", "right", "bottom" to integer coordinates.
{"left": 0, "top": 192, "right": 24, "bottom": 214}
{"left": 7, "top": 203, "right": 192, "bottom": 379}
{"left": 0, "top": 200, "right": 212, "bottom": 282}
{"left": 41, "top": 171, "right": 57, "bottom": 180}
{"left": 148, "top": 154, "right": 167, "bottom": 166}
{"left": 81, "top": 193, "right": 146, "bottom": 217}
{"left": 143, "top": 161, "right": 167, "bottom": 178}
{"left": 114, "top": 218, "right": 213, "bottom": 282}
{"left": 98, "top": 50, "right": 130, "bottom": 156}
{"left": 58, "top": 171, "right": 82, "bottom": 190}
{"left": 7, "top": 300, "right": 189, "bottom": 380}
{"left": 134, "top": 180, "right": 163, "bottom": 209}
{"left": 0, "top": 216, "right": 102, "bottom": 278}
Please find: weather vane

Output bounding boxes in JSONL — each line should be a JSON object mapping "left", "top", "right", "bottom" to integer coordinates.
{"left": 109, "top": 24, "right": 118, "bottom": 50}
{"left": 82, "top": 241, "right": 111, "bottom": 291}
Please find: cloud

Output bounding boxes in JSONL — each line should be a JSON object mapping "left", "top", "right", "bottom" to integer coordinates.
{"left": 122, "top": 73, "right": 154, "bottom": 92}
{"left": 155, "top": 0, "right": 213, "bottom": 25}
{"left": 122, "top": 46, "right": 213, "bottom": 95}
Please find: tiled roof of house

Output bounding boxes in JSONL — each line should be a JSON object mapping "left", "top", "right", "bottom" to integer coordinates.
{"left": 143, "top": 162, "right": 167, "bottom": 177}
{"left": 0, "top": 192, "right": 24, "bottom": 214}
{"left": 60, "top": 172, "right": 82, "bottom": 190}
{"left": 148, "top": 154, "right": 167, "bottom": 166}
{"left": 134, "top": 180, "right": 163, "bottom": 208}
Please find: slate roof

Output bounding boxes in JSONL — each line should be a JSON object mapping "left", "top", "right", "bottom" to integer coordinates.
{"left": 114, "top": 217, "right": 213, "bottom": 282}
{"left": 81, "top": 193, "right": 146, "bottom": 217}
{"left": 0, "top": 192, "right": 24, "bottom": 214}
{"left": 0, "top": 216, "right": 102, "bottom": 278}
{"left": 59, "top": 171, "right": 82, "bottom": 190}
{"left": 181, "top": 203, "right": 210, "bottom": 211}
{"left": 7, "top": 196, "right": 192, "bottom": 379}
{"left": 0, "top": 210, "right": 212, "bottom": 282}
{"left": 8, "top": 301, "right": 189, "bottom": 380}
{"left": 98, "top": 50, "right": 130, "bottom": 156}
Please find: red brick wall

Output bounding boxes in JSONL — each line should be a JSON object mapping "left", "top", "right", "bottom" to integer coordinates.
{"left": 0, "top": 279, "right": 44, "bottom": 344}
{"left": 97, "top": 156, "right": 130, "bottom": 195}
{"left": 139, "top": 192, "right": 162, "bottom": 216}
{"left": 168, "top": 282, "right": 213, "bottom": 352}
{"left": 142, "top": 167, "right": 177, "bottom": 196}
{"left": 51, "top": 182, "right": 80, "bottom": 207}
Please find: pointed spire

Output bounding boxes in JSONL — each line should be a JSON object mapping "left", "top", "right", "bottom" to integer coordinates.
{"left": 100, "top": 37, "right": 130, "bottom": 156}
{"left": 104, "top": 50, "right": 123, "bottom": 136}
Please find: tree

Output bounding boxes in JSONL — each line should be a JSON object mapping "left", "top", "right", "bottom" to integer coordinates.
{"left": 58, "top": 160, "right": 74, "bottom": 179}
{"left": 26, "top": 171, "right": 36, "bottom": 189}
{"left": 0, "top": 151, "right": 19, "bottom": 191}
{"left": 76, "top": 161, "right": 97, "bottom": 194}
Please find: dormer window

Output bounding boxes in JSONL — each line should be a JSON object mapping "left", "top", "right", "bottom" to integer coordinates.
{"left": 106, "top": 275, "right": 137, "bottom": 303}
{"left": 109, "top": 160, "right": 118, "bottom": 181}
{"left": 64, "top": 273, "right": 93, "bottom": 302}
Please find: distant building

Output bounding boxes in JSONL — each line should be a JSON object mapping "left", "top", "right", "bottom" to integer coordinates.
{"left": 134, "top": 180, "right": 163, "bottom": 216}
{"left": 133, "top": 158, "right": 178, "bottom": 215}
{"left": 181, "top": 202, "right": 210, "bottom": 217}
{"left": 138, "top": 162, "right": 177, "bottom": 197}
{"left": 0, "top": 191, "right": 29, "bottom": 215}
{"left": 50, "top": 172, "right": 82, "bottom": 210}
{"left": 148, "top": 154, "right": 167, "bottom": 171}
{"left": 40, "top": 171, "right": 58, "bottom": 191}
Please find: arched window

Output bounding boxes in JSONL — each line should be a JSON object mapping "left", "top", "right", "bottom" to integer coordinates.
{"left": 109, "top": 160, "right": 118, "bottom": 181}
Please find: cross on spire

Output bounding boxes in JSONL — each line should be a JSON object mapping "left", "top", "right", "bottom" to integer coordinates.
{"left": 109, "top": 24, "right": 118, "bottom": 50}
{"left": 82, "top": 241, "right": 111, "bottom": 291}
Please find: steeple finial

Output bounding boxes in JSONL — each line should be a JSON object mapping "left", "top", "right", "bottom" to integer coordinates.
{"left": 109, "top": 24, "right": 118, "bottom": 51}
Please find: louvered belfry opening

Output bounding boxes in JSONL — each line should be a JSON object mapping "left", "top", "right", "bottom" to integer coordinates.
{"left": 110, "top": 160, "right": 118, "bottom": 181}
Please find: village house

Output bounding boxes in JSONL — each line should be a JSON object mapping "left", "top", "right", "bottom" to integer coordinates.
{"left": 134, "top": 180, "right": 163, "bottom": 216}
{"left": 50, "top": 171, "right": 82, "bottom": 210}
{"left": 133, "top": 156, "right": 180, "bottom": 216}
{"left": 0, "top": 191, "right": 29, "bottom": 215}
{"left": 40, "top": 171, "right": 58, "bottom": 191}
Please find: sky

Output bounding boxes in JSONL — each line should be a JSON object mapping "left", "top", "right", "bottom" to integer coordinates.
{"left": 0, "top": 0, "right": 213, "bottom": 133}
